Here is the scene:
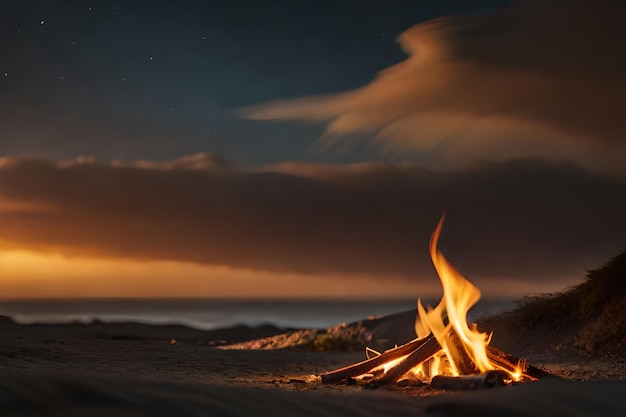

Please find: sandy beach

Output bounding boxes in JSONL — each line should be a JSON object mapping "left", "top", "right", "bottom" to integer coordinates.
{"left": 1, "top": 313, "right": 625, "bottom": 416}
{"left": 2, "top": 1, "right": 625, "bottom": 415}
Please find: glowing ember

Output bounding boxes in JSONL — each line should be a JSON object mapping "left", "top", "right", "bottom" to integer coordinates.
{"left": 382, "top": 355, "right": 409, "bottom": 374}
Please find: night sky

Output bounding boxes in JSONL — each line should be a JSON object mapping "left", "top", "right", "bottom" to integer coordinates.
{"left": 0, "top": 0, "right": 511, "bottom": 164}
{"left": 1, "top": 0, "right": 625, "bottom": 299}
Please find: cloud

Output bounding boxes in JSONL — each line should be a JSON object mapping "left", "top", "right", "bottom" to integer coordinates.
{"left": 1, "top": 154, "right": 625, "bottom": 288}
{"left": 110, "top": 152, "right": 234, "bottom": 171}
{"left": 240, "top": 0, "right": 626, "bottom": 173}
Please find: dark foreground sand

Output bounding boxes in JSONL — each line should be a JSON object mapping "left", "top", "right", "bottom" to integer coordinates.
{"left": 1, "top": 317, "right": 626, "bottom": 416}
{"left": 3, "top": 371, "right": 626, "bottom": 417}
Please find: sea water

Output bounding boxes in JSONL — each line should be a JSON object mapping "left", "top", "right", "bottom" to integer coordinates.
{"left": 0, "top": 298, "right": 515, "bottom": 330}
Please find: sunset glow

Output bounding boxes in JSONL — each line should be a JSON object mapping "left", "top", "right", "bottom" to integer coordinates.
{"left": 0, "top": 248, "right": 574, "bottom": 300}
{"left": 0, "top": 250, "right": 436, "bottom": 299}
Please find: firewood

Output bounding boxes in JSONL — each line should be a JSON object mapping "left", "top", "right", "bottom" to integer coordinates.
{"left": 365, "top": 335, "right": 441, "bottom": 388}
{"left": 430, "top": 371, "right": 507, "bottom": 390}
{"left": 486, "top": 346, "right": 555, "bottom": 380}
{"left": 321, "top": 335, "right": 551, "bottom": 387}
{"left": 320, "top": 334, "right": 437, "bottom": 384}
{"left": 443, "top": 329, "right": 479, "bottom": 375}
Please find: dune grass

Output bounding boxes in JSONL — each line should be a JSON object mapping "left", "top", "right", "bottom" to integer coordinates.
{"left": 507, "top": 249, "right": 626, "bottom": 356}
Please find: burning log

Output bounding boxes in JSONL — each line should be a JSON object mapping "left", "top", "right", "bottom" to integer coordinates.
{"left": 319, "top": 215, "right": 554, "bottom": 390}
{"left": 486, "top": 346, "right": 554, "bottom": 380}
{"left": 321, "top": 340, "right": 551, "bottom": 387}
{"left": 443, "top": 329, "right": 479, "bottom": 375}
{"left": 430, "top": 371, "right": 506, "bottom": 390}
{"left": 320, "top": 334, "right": 437, "bottom": 384}
{"left": 365, "top": 335, "right": 441, "bottom": 388}
{"left": 321, "top": 341, "right": 547, "bottom": 388}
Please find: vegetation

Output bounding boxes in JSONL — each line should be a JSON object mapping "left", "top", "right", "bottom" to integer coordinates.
{"left": 486, "top": 250, "right": 626, "bottom": 357}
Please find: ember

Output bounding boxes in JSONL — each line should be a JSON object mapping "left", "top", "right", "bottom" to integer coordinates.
{"left": 320, "top": 214, "right": 552, "bottom": 389}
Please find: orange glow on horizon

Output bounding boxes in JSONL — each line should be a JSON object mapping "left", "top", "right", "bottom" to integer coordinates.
{"left": 0, "top": 249, "right": 572, "bottom": 300}
{"left": 0, "top": 250, "right": 429, "bottom": 299}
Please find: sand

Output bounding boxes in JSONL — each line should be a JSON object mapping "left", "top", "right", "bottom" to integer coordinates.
{"left": 1, "top": 317, "right": 626, "bottom": 416}
{"left": 3, "top": 372, "right": 626, "bottom": 417}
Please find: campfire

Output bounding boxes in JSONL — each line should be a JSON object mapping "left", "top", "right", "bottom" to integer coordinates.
{"left": 321, "top": 215, "right": 551, "bottom": 390}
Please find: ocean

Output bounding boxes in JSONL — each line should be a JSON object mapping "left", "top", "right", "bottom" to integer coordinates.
{"left": 0, "top": 298, "right": 516, "bottom": 330}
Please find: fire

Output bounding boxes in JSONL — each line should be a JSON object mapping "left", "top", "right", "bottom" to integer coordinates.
{"left": 371, "top": 214, "right": 516, "bottom": 383}
{"left": 382, "top": 355, "right": 409, "bottom": 374}
{"left": 324, "top": 213, "right": 542, "bottom": 387}
{"left": 415, "top": 213, "right": 494, "bottom": 378}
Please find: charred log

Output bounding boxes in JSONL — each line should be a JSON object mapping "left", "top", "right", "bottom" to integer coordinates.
{"left": 365, "top": 336, "right": 441, "bottom": 388}
{"left": 486, "top": 346, "right": 555, "bottom": 380}
{"left": 320, "top": 335, "right": 436, "bottom": 384}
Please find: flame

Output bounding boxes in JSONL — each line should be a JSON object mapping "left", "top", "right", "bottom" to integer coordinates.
{"left": 357, "top": 214, "right": 522, "bottom": 384}
{"left": 382, "top": 355, "right": 410, "bottom": 374}
{"left": 356, "top": 354, "right": 409, "bottom": 380}
{"left": 415, "top": 214, "right": 494, "bottom": 377}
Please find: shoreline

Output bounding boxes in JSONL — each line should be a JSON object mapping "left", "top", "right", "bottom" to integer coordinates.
{"left": 0, "top": 297, "right": 516, "bottom": 331}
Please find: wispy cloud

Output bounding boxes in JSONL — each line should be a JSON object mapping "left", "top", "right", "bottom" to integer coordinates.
{"left": 241, "top": 0, "right": 626, "bottom": 173}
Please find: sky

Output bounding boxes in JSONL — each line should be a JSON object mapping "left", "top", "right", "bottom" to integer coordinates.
{"left": 1, "top": 0, "right": 625, "bottom": 299}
